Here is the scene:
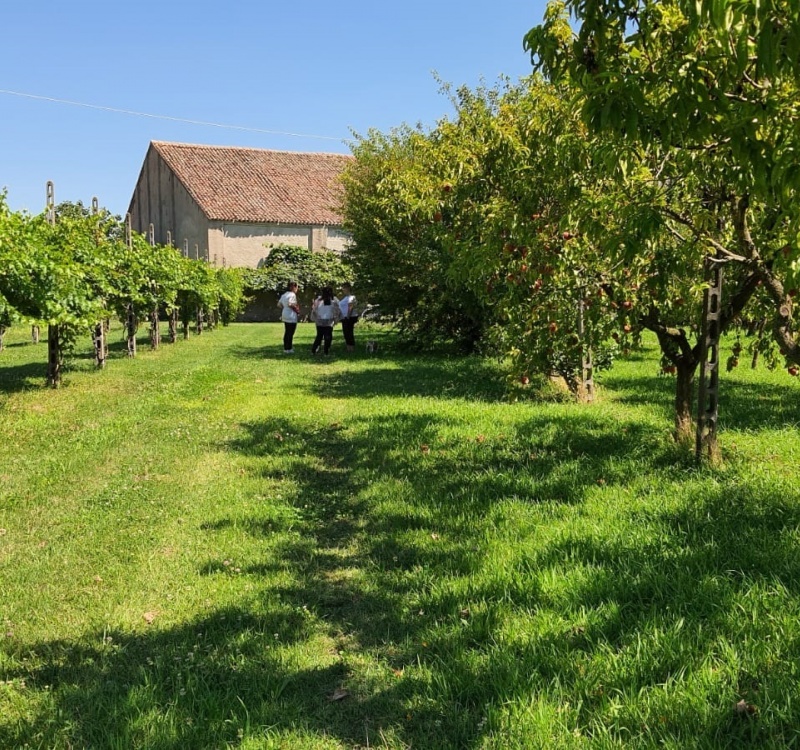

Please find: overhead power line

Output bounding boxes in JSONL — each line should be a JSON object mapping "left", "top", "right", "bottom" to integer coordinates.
{"left": 0, "top": 88, "right": 344, "bottom": 141}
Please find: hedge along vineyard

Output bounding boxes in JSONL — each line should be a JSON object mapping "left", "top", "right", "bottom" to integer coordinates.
{"left": 0, "top": 184, "right": 247, "bottom": 386}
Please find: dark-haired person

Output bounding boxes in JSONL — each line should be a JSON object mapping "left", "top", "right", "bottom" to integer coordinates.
{"left": 310, "top": 286, "right": 340, "bottom": 355}
{"left": 338, "top": 283, "right": 358, "bottom": 353}
{"left": 277, "top": 281, "right": 300, "bottom": 354}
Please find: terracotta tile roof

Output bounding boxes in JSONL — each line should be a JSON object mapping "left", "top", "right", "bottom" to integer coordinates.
{"left": 151, "top": 141, "right": 352, "bottom": 225}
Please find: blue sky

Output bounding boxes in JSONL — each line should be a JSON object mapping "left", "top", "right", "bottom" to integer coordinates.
{"left": 0, "top": 0, "right": 547, "bottom": 217}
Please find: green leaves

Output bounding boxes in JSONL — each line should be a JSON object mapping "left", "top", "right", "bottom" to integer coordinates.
{"left": 241, "top": 244, "right": 353, "bottom": 296}
{"left": 341, "top": 122, "right": 488, "bottom": 351}
{"left": 0, "top": 195, "right": 241, "bottom": 342}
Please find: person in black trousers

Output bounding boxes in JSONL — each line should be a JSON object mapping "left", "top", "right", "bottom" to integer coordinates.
{"left": 277, "top": 281, "right": 300, "bottom": 353}
{"left": 310, "top": 286, "right": 340, "bottom": 355}
{"left": 338, "top": 283, "right": 358, "bottom": 352}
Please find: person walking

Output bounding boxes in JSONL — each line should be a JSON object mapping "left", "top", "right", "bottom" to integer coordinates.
{"left": 277, "top": 281, "right": 300, "bottom": 354}
{"left": 338, "top": 282, "right": 358, "bottom": 353}
{"left": 310, "top": 286, "right": 340, "bottom": 356}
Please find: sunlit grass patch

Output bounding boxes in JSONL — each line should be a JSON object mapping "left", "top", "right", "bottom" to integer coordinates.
{"left": 1, "top": 323, "right": 799, "bottom": 748}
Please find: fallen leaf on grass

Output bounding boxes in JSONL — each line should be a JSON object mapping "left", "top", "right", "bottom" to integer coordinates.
{"left": 735, "top": 699, "right": 758, "bottom": 716}
{"left": 143, "top": 611, "right": 158, "bottom": 625}
{"left": 420, "top": 445, "right": 430, "bottom": 454}
{"left": 329, "top": 687, "right": 350, "bottom": 701}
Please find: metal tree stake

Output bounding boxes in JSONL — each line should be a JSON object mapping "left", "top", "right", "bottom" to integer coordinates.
{"left": 577, "top": 286, "right": 594, "bottom": 402}
{"left": 695, "top": 255, "right": 725, "bottom": 462}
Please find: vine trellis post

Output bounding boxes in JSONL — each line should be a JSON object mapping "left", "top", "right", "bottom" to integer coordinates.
{"left": 45, "top": 181, "right": 61, "bottom": 387}
{"left": 194, "top": 244, "right": 203, "bottom": 334}
{"left": 31, "top": 182, "right": 57, "bottom": 347}
{"left": 125, "top": 213, "right": 137, "bottom": 357}
{"left": 577, "top": 283, "right": 594, "bottom": 403}
{"left": 90, "top": 196, "right": 106, "bottom": 369}
{"left": 166, "top": 231, "right": 178, "bottom": 343}
{"left": 180, "top": 239, "right": 190, "bottom": 338}
{"left": 148, "top": 223, "right": 160, "bottom": 350}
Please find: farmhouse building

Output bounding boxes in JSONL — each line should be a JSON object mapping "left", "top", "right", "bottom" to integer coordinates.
{"left": 128, "top": 141, "right": 353, "bottom": 267}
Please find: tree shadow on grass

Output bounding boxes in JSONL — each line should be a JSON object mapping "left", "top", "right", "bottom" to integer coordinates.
{"left": 0, "top": 332, "right": 169, "bottom": 397}
{"left": 227, "top": 323, "right": 395, "bottom": 362}
{"left": 0, "top": 361, "right": 50, "bottom": 396}
{"left": 202, "top": 409, "right": 688, "bottom": 744}
{"left": 228, "top": 324, "right": 511, "bottom": 401}
{"left": 5, "top": 406, "right": 798, "bottom": 748}
{"left": 308, "top": 359, "right": 509, "bottom": 402}
{"left": 525, "top": 480, "right": 800, "bottom": 745}
{"left": 0, "top": 609, "right": 356, "bottom": 749}
{"left": 603, "top": 370, "right": 800, "bottom": 432}
{"left": 717, "top": 379, "right": 800, "bottom": 431}
{"left": 220, "top": 410, "right": 800, "bottom": 746}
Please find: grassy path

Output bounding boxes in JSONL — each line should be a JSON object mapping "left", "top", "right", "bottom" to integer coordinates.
{"left": 1, "top": 322, "right": 800, "bottom": 748}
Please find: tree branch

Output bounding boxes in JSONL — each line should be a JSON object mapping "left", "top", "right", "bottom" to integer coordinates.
{"left": 718, "top": 271, "right": 760, "bottom": 332}
{"left": 640, "top": 306, "right": 697, "bottom": 362}
{"left": 662, "top": 206, "right": 747, "bottom": 262}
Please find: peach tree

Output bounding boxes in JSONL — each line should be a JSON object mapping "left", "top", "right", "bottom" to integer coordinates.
{"left": 525, "top": 0, "right": 800, "bottom": 376}
{"left": 340, "top": 126, "right": 487, "bottom": 352}
{"left": 425, "top": 75, "right": 766, "bottom": 439}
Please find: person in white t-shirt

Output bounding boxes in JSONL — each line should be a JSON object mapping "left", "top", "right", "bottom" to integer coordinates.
{"left": 338, "top": 283, "right": 358, "bottom": 353}
{"left": 277, "top": 281, "right": 300, "bottom": 353}
{"left": 310, "top": 286, "right": 341, "bottom": 355}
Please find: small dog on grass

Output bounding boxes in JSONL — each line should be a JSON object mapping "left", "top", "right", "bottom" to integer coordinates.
{"left": 365, "top": 340, "right": 379, "bottom": 354}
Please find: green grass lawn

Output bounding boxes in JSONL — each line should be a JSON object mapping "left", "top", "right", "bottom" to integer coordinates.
{"left": 1, "top": 322, "right": 800, "bottom": 749}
